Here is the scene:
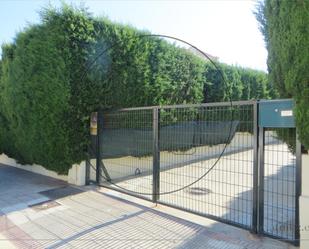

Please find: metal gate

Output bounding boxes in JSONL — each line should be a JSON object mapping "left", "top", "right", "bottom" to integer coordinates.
{"left": 87, "top": 99, "right": 301, "bottom": 245}
{"left": 257, "top": 100, "right": 301, "bottom": 244}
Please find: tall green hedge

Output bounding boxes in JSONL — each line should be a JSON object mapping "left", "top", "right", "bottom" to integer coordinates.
{"left": 0, "top": 21, "right": 72, "bottom": 172}
{"left": 203, "top": 63, "right": 275, "bottom": 102}
{"left": 0, "top": 5, "right": 206, "bottom": 173}
{"left": 256, "top": 0, "right": 309, "bottom": 149}
{"left": 0, "top": 4, "right": 272, "bottom": 173}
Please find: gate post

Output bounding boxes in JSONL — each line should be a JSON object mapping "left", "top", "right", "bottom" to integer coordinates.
{"left": 252, "top": 101, "right": 259, "bottom": 232}
{"left": 96, "top": 110, "right": 102, "bottom": 184}
{"left": 152, "top": 107, "right": 160, "bottom": 203}
{"left": 257, "top": 126, "right": 265, "bottom": 233}
{"left": 96, "top": 111, "right": 111, "bottom": 184}
{"left": 295, "top": 133, "right": 302, "bottom": 245}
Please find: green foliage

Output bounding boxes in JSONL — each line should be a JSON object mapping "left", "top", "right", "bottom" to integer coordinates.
{"left": 0, "top": 5, "right": 205, "bottom": 173}
{"left": 203, "top": 63, "right": 273, "bottom": 103}
{"left": 275, "top": 128, "right": 296, "bottom": 154}
{"left": 0, "top": 4, "right": 272, "bottom": 173}
{"left": 256, "top": 0, "right": 309, "bottom": 149}
{"left": 0, "top": 21, "right": 71, "bottom": 173}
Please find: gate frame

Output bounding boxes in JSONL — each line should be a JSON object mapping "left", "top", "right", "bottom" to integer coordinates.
{"left": 257, "top": 99, "right": 301, "bottom": 245}
{"left": 257, "top": 127, "right": 301, "bottom": 245}
{"left": 90, "top": 99, "right": 301, "bottom": 245}
{"left": 152, "top": 107, "right": 160, "bottom": 203}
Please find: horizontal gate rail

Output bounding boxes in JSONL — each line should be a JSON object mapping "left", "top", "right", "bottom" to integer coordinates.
{"left": 116, "top": 100, "right": 256, "bottom": 112}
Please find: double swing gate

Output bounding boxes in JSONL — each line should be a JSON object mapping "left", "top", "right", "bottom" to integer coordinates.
{"left": 87, "top": 99, "right": 301, "bottom": 245}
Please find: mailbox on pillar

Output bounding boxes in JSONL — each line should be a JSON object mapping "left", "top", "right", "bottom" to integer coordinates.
{"left": 259, "top": 99, "right": 295, "bottom": 128}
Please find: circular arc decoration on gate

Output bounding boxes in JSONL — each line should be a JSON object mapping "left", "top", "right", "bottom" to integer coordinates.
{"left": 82, "top": 34, "right": 234, "bottom": 196}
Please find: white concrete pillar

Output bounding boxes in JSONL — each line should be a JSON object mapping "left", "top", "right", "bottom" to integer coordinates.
{"left": 68, "top": 161, "right": 86, "bottom": 186}
{"left": 300, "top": 151, "right": 309, "bottom": 249}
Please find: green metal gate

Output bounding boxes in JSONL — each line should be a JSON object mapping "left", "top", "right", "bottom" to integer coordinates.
{"left": 87, "top": 99, "right": 301, "bottom": 245}
{"left": 257, "top": 99, "right": 301, "bottom": 244}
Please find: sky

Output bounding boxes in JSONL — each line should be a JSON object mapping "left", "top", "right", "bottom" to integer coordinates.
{"left": 0, "top": 0, "right": 267, "bottom": 72}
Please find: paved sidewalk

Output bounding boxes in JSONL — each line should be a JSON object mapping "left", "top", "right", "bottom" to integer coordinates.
{"left": 0, "top": 164, "right": 67, "bottom": 214}
{"left": 0, "top": 164, "right": 297, "bottom": 249}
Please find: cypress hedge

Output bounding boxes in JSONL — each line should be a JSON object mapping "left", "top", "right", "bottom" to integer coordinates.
{"left": 203, "top": 63, "right": 274, "bottom": 103}
{"left": 256, "top": 0, "right": 309, "bottom": 149}
{"left": 0, "top": 4, "right": 272, "bottom": 173}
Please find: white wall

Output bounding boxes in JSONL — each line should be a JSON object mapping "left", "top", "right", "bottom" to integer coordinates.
{"left": 300, "top": 151, "right": 309, "bottom": 249}
{"left": 0, "top": 153, "right": 86, "bottom": 186}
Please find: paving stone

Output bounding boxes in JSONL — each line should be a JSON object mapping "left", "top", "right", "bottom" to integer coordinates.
{"left": 0, "top": 163, "right": 297, "bottom": 249}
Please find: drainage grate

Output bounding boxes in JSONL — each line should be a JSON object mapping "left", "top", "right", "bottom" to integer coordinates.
{"left": 186, "top": 187, "right": 212, "bottom": 196}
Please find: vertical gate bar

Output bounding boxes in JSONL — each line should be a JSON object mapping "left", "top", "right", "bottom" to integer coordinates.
{"left": 85, "top": 131, "right": 91, "bottom": 185}
{"left": 258, "top": 126, "right": 265, "bottom": 233}
{"left": 96, "top": 111, "right": 102, "bottom": 184}
{"left": 85, "top": 151, "right": 90, "bottom": 185}
{"left": 97, "top": 112, "right": 111, "bottom": 183}
{"left": 152, "top": 107, "right": 160, "bottom": 203}
{"left": 252, "top": 101, "right": 259, "bottom": 232}
{"left": 295, "top": 132, "right": 302, "bottom": 244}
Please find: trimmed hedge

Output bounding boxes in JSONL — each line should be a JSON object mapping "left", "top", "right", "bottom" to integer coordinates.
{"left": 0, "top": 4, "right": 272, "bottom": 173}
{"left": 203, "top": 63, "right": 275, "bottom": 102}
{"left": 256, "top": 0, "right": 309, "bottom": 149}
{"left": 0, "top": 5, "right": 205, "bottom": 173}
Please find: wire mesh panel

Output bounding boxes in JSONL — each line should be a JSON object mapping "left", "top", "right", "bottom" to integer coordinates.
{"left": 99, "top": 108, "right": 154, "bottom": 200}
{"left": 91, "top": 99, "right": 301, "bottom": 242}
{"left": 158, "top": 103, "right": 255, "bottom": 229}
{"left": 263, "top": 128, "right": 297, "bottom": 241}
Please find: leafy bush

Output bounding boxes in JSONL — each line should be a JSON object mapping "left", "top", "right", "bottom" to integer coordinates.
{"left": 0, "top": 4, "right": 272, "bottom": 173}
{"left": 256, "top": 0, "right": 309, "bottom": 149}
{"left": 0, "top": 20, "right": 72, "bottom": 172}
{"left": 203, "top": 63, "right": 275, "bottom": 103}
{"left": 0, "top": 5, "right": 205, "bottom": 173}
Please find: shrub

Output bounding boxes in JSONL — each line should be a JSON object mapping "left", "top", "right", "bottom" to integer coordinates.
{"left": 0, "top": 4, "right": 272, "bottom": 173}
{"left": 203, "top": 63, "right": 274, "bottom": 103}
{"left": 256, "top": 0, "right": 309, "bottom": 149}
{"left": 0, "top": 5, "right": 205, "bottom": 173}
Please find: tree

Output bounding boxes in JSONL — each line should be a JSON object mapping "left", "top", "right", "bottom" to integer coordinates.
{"left": 256, "top": 0, "right": 309, "bottom": 149}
